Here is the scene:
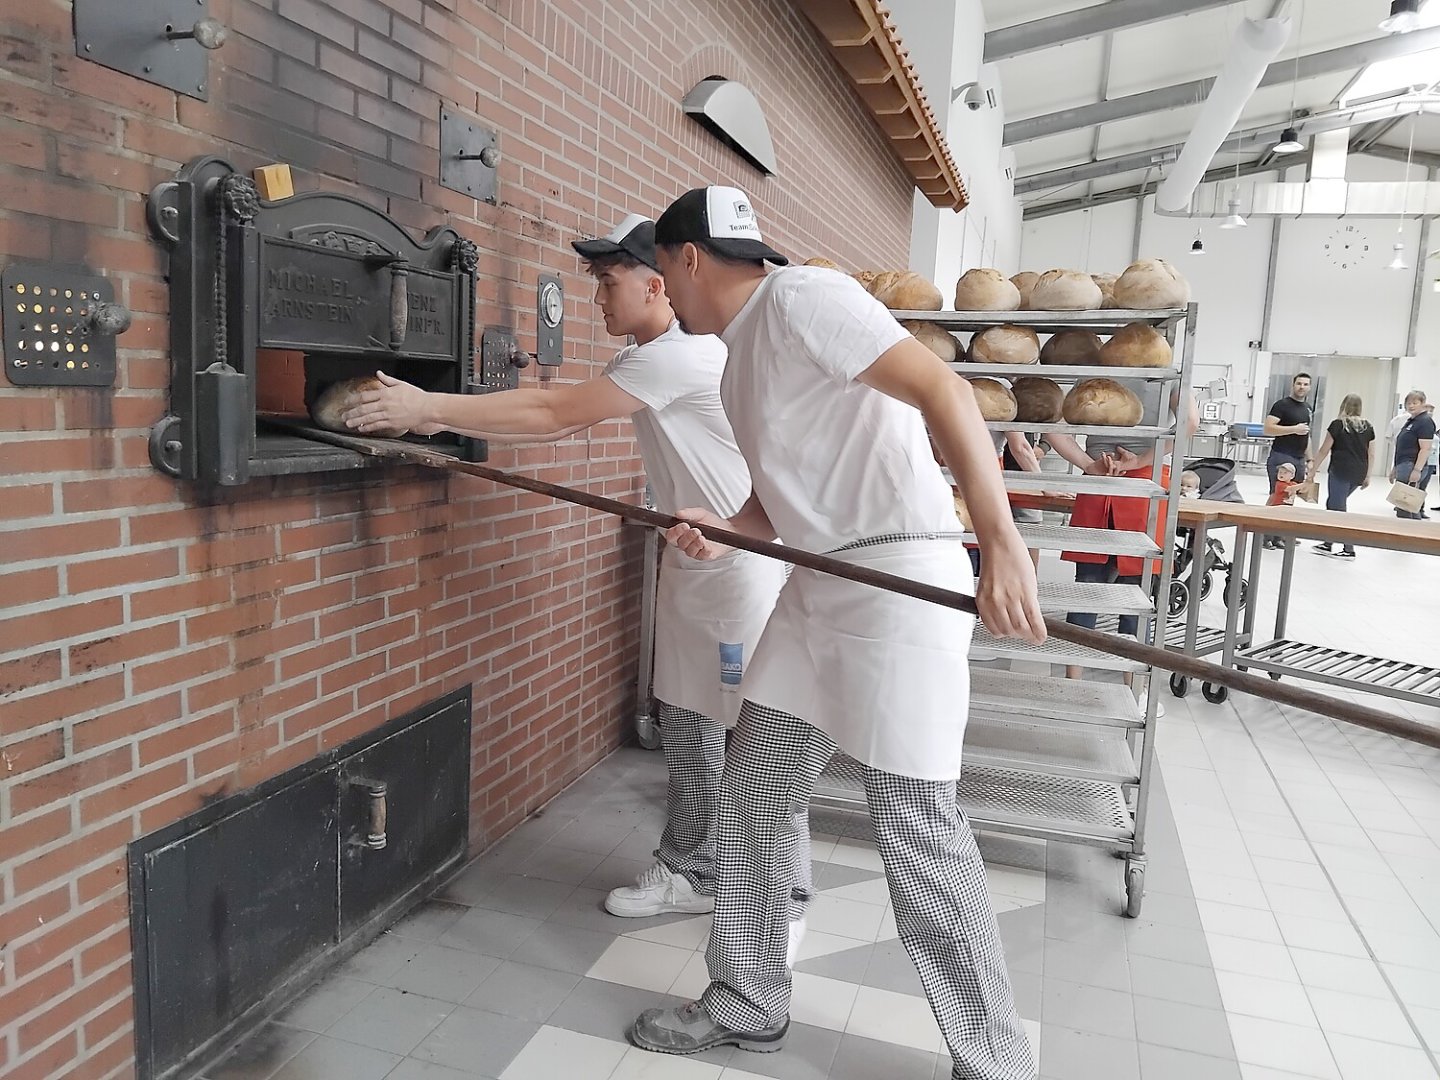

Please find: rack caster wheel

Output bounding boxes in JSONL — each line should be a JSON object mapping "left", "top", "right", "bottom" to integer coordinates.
{"left": 1268, "top": 672, "right": 1283, "bottom": 681}
{"left": 1200, "top": 571, "right": 1214, "bottom": 601}
{"left": 1124, "top": 861, "right": 1145, "bottom": 918}
{"left": 1170, "top": 673, "right": 1190, "bottom": 697}
{"left": 1168, "top": 581, "right": 1189, "bottom": 617}
{"left": 1224, "top": 578, "right": 1249, "bottom": 610}
{"left": 637, "top": 723, "right": 662, "bottom": 750}
{"left": 1202, "top": 682, "right": 1228, "bottom": 704}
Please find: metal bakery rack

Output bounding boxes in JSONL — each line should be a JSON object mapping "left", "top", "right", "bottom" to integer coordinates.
{"left": 810, "top": 304, "right": 1198, "bottom": 918}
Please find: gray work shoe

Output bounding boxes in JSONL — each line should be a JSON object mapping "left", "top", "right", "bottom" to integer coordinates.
{"left": 628, "top": 999, "right": 788, "bottom": 1055}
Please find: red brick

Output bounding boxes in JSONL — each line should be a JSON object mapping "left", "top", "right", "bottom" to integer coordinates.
{"left": 0, "top": 648, "right": 62, "bottom": 696}
{"left": 137, "top": 774, "right": 233, "bottom": 835}
{"left": 12, "top": 818, "right": 134, "bottom": 896}
{"left": 60, "top": 474, "right": 180, "bottom": 514}
{"left": 0, "top": 805, "right": 70, "bottom": 866}
{"left": 0, "top": 394, "right": 57, "bottom": 432}
{"left": 19, "top": 962, "right": 129, "bottom": 1054}
{"left": 67, "top": 548, "right": 180, "bottom": 596}
{"left": 80, "top": 760, "right": 188, "bottom": 826}
{"left": 1, "top": 728, "right": 65, "bottom": 779}
{"left": 131, "top": 642, "right": 230, "bottom": 696}
{"left": 76, "top": 859, "right": 128, "bottom": 906}
{"left": 11, "top": 894, "right": 126, "bottom": 981}
{"left": 0, "top": 481, "right": 53, "bottom": 520}
{"left": 71, "top": 692, "right": 183, "bottom": 754}
{"left": 0, "top": 885, "right": 70, "bottom": 953}
{"left": 1, "top": 517, "right": 121, "bottom": 563}
{"left": 138, "top": 710, "right": 236, "bottom": 767}
{"left": 0, "top": 671, "right": 126, "bottom": 737}
{"left": 187, "top": 662, "right": 272, "bottom": 714}
{"left": 5, "top": 1031, "right": 78, "bottom": 1080}
{"left": 130, "top": 574, "right": 232, "bottom": 620}
{"left": 67, "top": 622, "right": 182, "bottom": 675}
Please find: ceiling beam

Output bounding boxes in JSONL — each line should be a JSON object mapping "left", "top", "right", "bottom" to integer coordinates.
{"left": 1004, "top": 26, "right": 1440, "bottom": 145}
{"left": 1014, "top": 95, "right": 1438, "bottom": 194}
{"left": 1357, "top": 143, "right": 1440, "bottom": 170}
{"left": 1022, "top": 156, "right": 1299, "bottom": 219}
{"left": 983, "top": 0, "right": 1244, "bottom": 63}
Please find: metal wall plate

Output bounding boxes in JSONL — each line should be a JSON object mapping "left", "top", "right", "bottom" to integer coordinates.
{"left": 536, "top": 274, "right": 563, "bottom": 367}
{"left": 478, "top": 327, "right": 522, "bottom": 392}
{"left": 3, "top": 261, "right": 121, "bottom": 387}
{"left": 74, "top": 0, "right": 218, "bottom": 101}
{"left": 439, "top": 107, "right": 499, "bottom": 203}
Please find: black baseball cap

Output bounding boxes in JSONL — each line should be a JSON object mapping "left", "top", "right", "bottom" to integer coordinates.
{"left": 654, "top": 186, "right": 789, "bottom": 265}
{"left": 571, "top": 213, "right": 659, "bottom": 270}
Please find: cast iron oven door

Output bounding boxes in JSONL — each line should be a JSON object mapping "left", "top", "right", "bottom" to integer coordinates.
{"left": 147, "top": 155, "right": 486, "bottom": 486}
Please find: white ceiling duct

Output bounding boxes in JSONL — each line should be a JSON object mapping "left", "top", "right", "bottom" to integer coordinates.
{"left": 1154, "top": 17, "right": 1292, "bottom": 213}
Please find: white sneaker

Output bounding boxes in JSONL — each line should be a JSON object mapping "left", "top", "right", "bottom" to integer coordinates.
{"left": 786, "top": 918, "right": 807, "bottom": 967}
{"left": 605, "top": 860, "right": 714, "bottom": 918}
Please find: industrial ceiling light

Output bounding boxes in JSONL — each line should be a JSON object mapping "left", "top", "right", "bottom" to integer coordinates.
{"left": 1219, "top": 194, "right": 1248, "bottom": 229}
{"left": 1273, "top": 126, "right": 1305, "bottom": 153}
{"left": 1379, "top": 0, "right": 1422, "bottom": 33}
{"left": 1190, "top": 229, "right": 1207, "bottom": 255}
{"left": 1387, "top": 241, "right": 1410, "bottom": 270}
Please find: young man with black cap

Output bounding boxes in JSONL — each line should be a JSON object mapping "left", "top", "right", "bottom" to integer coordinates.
{"left": 342, "top": 213, "right": 809, "bottom": 933}
{"left": 627, "top": 186, "right": 1043, "bottom": 1080}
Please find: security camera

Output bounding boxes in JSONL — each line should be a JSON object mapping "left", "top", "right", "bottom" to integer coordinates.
{"left": 952, "top": 82, "right": 988, "bottom": 112}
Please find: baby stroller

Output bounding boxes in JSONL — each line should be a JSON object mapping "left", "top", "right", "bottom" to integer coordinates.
{"left": 1165, "top": 457, "right": 1248, "bottom": 617}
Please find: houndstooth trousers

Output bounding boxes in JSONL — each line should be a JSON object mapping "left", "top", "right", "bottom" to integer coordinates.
{"left": 655, "top": 701, "right": 814, "bottom": 911}
{"left": 700, "top": 701, "right": 1034, "bottom": 1080}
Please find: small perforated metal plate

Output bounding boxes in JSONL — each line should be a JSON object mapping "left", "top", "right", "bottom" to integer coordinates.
{"left": 3, "top": 262, "right": 117, "bottom": 387}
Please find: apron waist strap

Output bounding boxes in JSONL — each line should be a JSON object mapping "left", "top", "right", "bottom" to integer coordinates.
{"left": 825, "top": 532, "right": 965, "bottom": 555}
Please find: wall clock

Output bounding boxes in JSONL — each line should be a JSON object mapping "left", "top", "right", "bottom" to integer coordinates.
{"left": 1323, "top": 223, "right": 1372, "bottom": 270}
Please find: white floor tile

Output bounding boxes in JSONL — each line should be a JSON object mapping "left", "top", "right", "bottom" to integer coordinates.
{"left": 1325, "top": 1034, "right": 1439, "bottom": 1080}
{"left": 1306, "top": 988, "right": 1421, "bottom": 1047}
{"left": 1227, "top": 1016, "right": 1340, "bottom": 1079}
{"left": 1262, "top": 884, "right": 1350, "bottom": 923}
{"left": 668, "top": 952, "right": 710, "bottom": 1002}
{"left": 825, "top": 838, "right": 885, "bottom": 873}
{"left": 876, "top": 907, "right": 897, "bottom": 942}
{"left": 1364, "top": 929, "right": 1440, "bottom": 971}
{"left": 1251, "top": 857, "right": 1334, "bottom": 892}
{"left": 822, "top": 877, "right": 892, "bottom": 907}
{"left": 1238, "top": 1066, "right": 1339, "bottom": 1080}
{"left": 1383, "top": 964, "right": 1440, "bottom": 1011}
{"left": 846, "top": 985, "right": 944, "bottom": 1054}
{"left": 795, "top": 930, "right": 872, "bottom": 963}
{"left": 610, "top": 1046, "right": 724, "bottom": 1080}
{"left": 1197, "top": 899, "right": 1285, "bottom": 944}
{"left": 1216, "top": 971, "right": 1318, "bottom": 1027}
{"left": 789, "top": 972, "right": 860, "bottom": 1032}
{"left": 1289, "top": 950, "right": 1392, "bottom": 999}
{"left": 499, "top": 1026, "right": 628, "bottom": 1080}
{"left": 1273, "top": 912, "right": 1368, "bottom": 957}
{"left": 628, "top": 914, "right": 713, "bottom": 952}
{"left": 807, "top": 894, "right": 888, "bottom": 943}
{"left": 1191, "top": 872, "right": 1273, "bottom": 910}
{"left": 985, "top": 865, "right": 1046, "bottom": 903}
{"left": 1409, "top": 1005, "right": 1440, "bottom": 1055}
{"left": 586, "top": 937, "right": 694, "bottom": 994}
{"left": 1205, "top": 934, "right": 1300, "bottom": 981}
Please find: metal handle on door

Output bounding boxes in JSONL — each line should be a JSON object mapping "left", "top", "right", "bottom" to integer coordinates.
{"left": 349, "top": 778, "right": 388, "bottom": 850}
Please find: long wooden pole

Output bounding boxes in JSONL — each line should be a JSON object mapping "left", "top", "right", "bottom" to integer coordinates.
{"left": 295, "top": 426, "right": 1440, "bottom": 751}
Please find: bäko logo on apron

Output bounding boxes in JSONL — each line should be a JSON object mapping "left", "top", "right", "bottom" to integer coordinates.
{"left": 719, "top": 642, "right": 744, "bottom": 690}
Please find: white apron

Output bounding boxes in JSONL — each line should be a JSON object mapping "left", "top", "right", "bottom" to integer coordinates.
{"left": 741, "top": 539, "right": 975, "bottom": 781}
{"left": 653, "top": 545, "right": 786, "bottom": 727}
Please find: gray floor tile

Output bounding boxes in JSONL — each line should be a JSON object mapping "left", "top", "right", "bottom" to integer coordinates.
{"left": 326, "top": 986, "right": 453, "bottom": 1055}
{"left": 1132, "top": 997, "right": 1234, "bottom": 1058}
{"left": 435, "top": 907, "right": 542, "bottom": 960}
{"left": 508, "top": 921, "right": 617, "bottom": 976}
{"left": 1126, "top": 955, "right": 1223, "bottom": 1010}
{"left": 274, "top": 975, "right": 375, "bottom": 1033}
{"left": 721, "top": 1021, "right": 841, "bottom": 1080}
{"left": 205, "top": 1022, "right": 315, "bottom": 1080}
{"left": 1121, "top": 922, "right": 1213, "bottom": 967}
{"left": 1039, "top": 1025, "right": 1141, "bottom": 1080}
{"left": 545, "top": 977, "right": 743, "bottom": 1065}
{"left": 463, "top": 960, "right": 580, "bottom": 1023}
{"left": 268, "top": 1034, "right": 401, "bottom": 1080}
{"left": 613, "top": 829, "right": 664, "bottom": 862}
{"left": 387, "top": 901, "right": 468, "bottom": 944}
{"left": 1132, "top": 888, "right": 1202, "bottom": 929}
{"left": 514, "top": 844, "right": 608, "bottom": 886}
{"left": 547, "top": 886, "right": 692, "bottom": 936}
{"left": 334, "top": 935, "right": 425, "bottom": 986}
{"left": 468, "top": 873, "right": 576, "bottom": 920}
{"left": 1044, "top": 938, "right": 1131, "bottom": 993}
{"left": 813, "top": 862, "right": 886, "bottom": 891}
{"left": 997, "top": 905, "right": 1046, "bottom": 976}
{"left": 389, "top": 944, "right": 500, "bottom": 1004}
{"left": 436, "top": 860, "right": 503, "bottom": 907}
{"left": 1042, "top": 978, "right": 1136, "bottom": 1040}
{"left": 1010, "top": 969, "right": 1043, "bottom": 1022}
{"left": 1044, "top": 902, "right": 1132, "bottom": 951}
{"left": 826, "top": 1032, "right": 941, "bottom": 1080}
{"left": 409, "top": 1007, "right": 538, "bottom": 1076}
{"left": 548, "top": 818, "right": 636, "bottom": 856}
{"left": 579, "top": 854, "right": 653, "bottom": 893}
{"left": 863, "top": 940, "right": 925, "bottom": 997}
{"left": 384, "top": 1058, "right": 496, "bottom": 1080}
{"left": 1137, "top": 1043, "right": 1244, "bottom": 1080}
{"left": 794, "top": 943, "right": 874, "bottom": 984}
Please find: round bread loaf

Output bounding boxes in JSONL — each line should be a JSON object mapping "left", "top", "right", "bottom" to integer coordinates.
{"left": 1031, "top": 269, "right": 1103, "bottom": 310}
{"left": 903, "top": 320, "right": 959, "bottom": 363}
{"left": 1092, "top": 272, "right": 1118, "bottom": 308}
{"left": 969, "top": 324, "right": 1040, "bottom": 365}
{"left": 1113, "top": 259, "right": 1191, "bottom": 309}
{"left": 1062, "top": 378, "right": 1143, "bottom": 426}
{"left": 872, "top": 270, "right": 943, "bottom": 311}
{"left": 852, "top": 269, "right": 880, "bottom": 293}
{"left": 311, "top": 375, "right": 408, "bottom": 435}
{"left": 1012, "top": 376, "right": 1065, "bottom": 423}
{"left": 803, "top": 256, "right": 840, "bottom": 270}
{"left": 1039, "top": 329, "right": 1102, "bottom": 366}
{"left": 1099, "top": 322, "right": 1172, "bottom": 367}
{"left": 953, "top": 268, "right": 1020, "bottom": 311}
{"left": 1010, "top": 271, "right": 1039, "bottom": 310}
{"left": 967, "top": 377, "right": 1017, "bottom": 422}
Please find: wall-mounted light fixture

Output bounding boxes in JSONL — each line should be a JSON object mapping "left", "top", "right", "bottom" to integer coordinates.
{"left": 682, "top": 78, "right": 777, "bottom": 175}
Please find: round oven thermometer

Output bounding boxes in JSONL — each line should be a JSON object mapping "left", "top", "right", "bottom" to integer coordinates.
{"left": 539, "top": 280, "right": 563, "bottom": 328}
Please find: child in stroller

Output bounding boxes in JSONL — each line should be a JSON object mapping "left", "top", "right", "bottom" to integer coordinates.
{"left": 1164, "top": 457, "right": 1248, "bottom": 616}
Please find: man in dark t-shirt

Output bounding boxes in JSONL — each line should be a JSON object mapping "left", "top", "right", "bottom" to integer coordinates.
{"left": 1263, "top": 373, "right": 1314, "bottom": 490}
{"left": 1392, "top": 390, "right": 1437, "bottom": 520}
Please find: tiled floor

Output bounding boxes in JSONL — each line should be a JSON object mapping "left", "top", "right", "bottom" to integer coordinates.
{"left": 208, "top": 472, "right": 1440, "bottom": 1080}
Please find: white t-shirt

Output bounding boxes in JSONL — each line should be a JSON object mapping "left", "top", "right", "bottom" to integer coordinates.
{"left": 604, "top": 322, "right": 751, "bottom": 518}
{"left": 718, "top": 266, "right": 959, "bottom": 552}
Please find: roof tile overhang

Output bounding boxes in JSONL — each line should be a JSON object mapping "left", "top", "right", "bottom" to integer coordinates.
{"left": 793, "top": 0, "right": 969, "bottom": 211}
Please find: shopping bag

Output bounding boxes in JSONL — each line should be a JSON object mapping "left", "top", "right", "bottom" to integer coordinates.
{"left": 1385, "top": 482, "right": 1425, "bottom": 514}
{"left": 1295, "top": 480, "right": 1320, "bottom": 504}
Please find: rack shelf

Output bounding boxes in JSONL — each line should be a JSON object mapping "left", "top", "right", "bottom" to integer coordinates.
{"left": 949, "top": 362, "right": 1178, "bottom": 381}
{"left": 1036, "top": 580, "right": 1153, "bottom": 616}
{"left": 965, "top": 522, "right": 1160, "bottom": 557}
{"left": 890, "top": 307, "right": 1188, "bottom": 334}
{"left": 963, "top": 716, "right": 1139, "bottom": 784}
{"left": 984, "top": 421, "right": 1175, "bottom": 438}
{"left": 971, "top": 628, "right": 1147, "bottom": 673}
{"left": 969, "top": 668, "right": 1145, "bottom": 729}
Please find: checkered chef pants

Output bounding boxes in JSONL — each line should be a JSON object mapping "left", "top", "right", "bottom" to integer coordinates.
{"left": 700, "top": 701, "right": 1034, "bottom": 1080}
{"left": 655, "top": 702, "right": 815, "bottom": 909}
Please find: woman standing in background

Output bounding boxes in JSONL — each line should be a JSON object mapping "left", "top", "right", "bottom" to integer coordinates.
{"left": 1306, "top": 394, "right": 1375, "bottom": 559}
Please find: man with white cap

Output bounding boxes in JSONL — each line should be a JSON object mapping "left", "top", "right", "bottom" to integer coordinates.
{"left": 627, "top": 186, "right": 1044, "bottom": 1080}
{"left": 342, "top": 214, "right": 806, "bottom": 931}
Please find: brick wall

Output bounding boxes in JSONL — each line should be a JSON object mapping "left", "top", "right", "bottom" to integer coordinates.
{"left": 0, "top": 0, "right": 915, "bottom": 1075}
